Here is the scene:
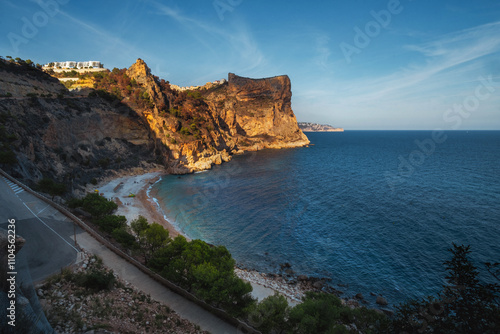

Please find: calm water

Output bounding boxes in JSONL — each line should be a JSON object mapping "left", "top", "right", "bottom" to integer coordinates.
{"left": 150, "top": 131, "right": 500, "bottom": 305}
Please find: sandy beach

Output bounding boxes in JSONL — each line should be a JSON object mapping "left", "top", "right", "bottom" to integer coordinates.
{"left": 94, "top": 172, "right": 181, "bottom": 238}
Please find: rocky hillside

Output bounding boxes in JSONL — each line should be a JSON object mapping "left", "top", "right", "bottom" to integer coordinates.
{"left": 298, "top": 122, "right": 344, "bottom": 132}
{"left": 0, "top": 58, "right": 309, "bottom": 194}
{"left": 124, "top": 59, "right": 309, "bottom": 173}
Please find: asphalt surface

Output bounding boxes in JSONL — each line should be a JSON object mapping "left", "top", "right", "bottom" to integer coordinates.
{"left": 0, "top": 176, "right": 242, "bottom": 333}
{"left": 0, "top": 176, "right": 81, "bottom": 283}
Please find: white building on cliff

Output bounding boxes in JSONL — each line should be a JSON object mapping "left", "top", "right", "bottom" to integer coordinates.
{"left": 43, "top": 61, "right": 103, "bottom": 69}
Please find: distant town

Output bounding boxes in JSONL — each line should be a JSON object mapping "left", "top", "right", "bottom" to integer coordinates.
{"left": 298, "top": 122, "right": 344, "bottom": 132}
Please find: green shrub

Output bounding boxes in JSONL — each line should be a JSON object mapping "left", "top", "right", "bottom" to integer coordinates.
{"left": 0, "top": 149, "right": 17, "bottom": 164}
{"left": 112, "top": 227, "right": 137, "bottom": 249}
{"left": 74, "top": 268, "right": 115, "bottom": 292}
{"left": 79, "top": 193, "right": 118, "bottom": 218}
{"left": 187, "top": 91, "right": 202, "bottom": 99}
{"left": 96, "top": 215, "right": 126, "bottom": 233}
{"left": 37, "top": 177, "right": 66, "bottom": 199}
{"left": 149, "top": 236, "right": 255, "bottom": 316}
{"left": 248, "top": 293, "right": 290, "bottom": 334}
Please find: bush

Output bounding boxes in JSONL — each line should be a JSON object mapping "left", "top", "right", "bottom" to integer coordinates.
{"left": 0, "top": 149, "right": 17, "bottom": 164}
{"left": 187, "top": 91, "right": 202, "bottom": 99}
{"left": 112, "top": 227, "right": 137, "bottom": 249}
{"left": 74, "top": 268, "right": 115, "bottom": 292}
{"left": 288, "top": 292, "right": 348, "bottom": 333}
{"left": 180, "top": 127, "right": 190, "bottom": 136}
{"left": 79, "top": 193, "right": 118, "bottom": 218}
{"left": 37, "top": 177, "right": 66, "bottom": 199}
{"left": 248, "top": 293, "right": 290, "bottom": 334}
{"left": 96, "top": 215, "right": 127, "bottom": 233}
{"left": 149, "top": 236, "right": 255, "bottom": 316}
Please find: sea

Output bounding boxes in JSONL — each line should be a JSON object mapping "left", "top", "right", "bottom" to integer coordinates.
{"left": 149, "top": 131, "right": 500, "bottom": 306}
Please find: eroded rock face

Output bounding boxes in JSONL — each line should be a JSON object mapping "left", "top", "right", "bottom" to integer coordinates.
{"left": 124, "top": 60, "right": 309, "bottom": 173}
{"left": 1, "top": 59, "right": 309, "bottom": 188}
{"left": 0, "top": 71, "right": 159, "bottom": 192}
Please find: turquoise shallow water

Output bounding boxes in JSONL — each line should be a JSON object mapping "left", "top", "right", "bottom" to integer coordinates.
{"left": 150, "top": 131, "right": 500, "bottom": 305}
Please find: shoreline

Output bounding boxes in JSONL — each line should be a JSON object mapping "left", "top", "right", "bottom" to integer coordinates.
{"left": 94, "top": 171, "right": 389, "bottom": 309}
{"left": 94, "top": 171, "right": 313, "bottom": 303}
{"left": 93, "top": 171, "right": 183, "bottom": 238}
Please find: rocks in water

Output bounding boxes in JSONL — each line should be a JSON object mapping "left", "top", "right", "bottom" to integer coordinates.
{"left": 376, "top": 296, "right": 388, "bottom": 306}
{"left": 312, "top": 281, "right": 324, "bottom": 290}
{"left": 297, "top": 275, "right": 309, "bottom": 281}
{"left": 355, "top": 293, "right": 364, "bottom": 300}
{"left": 280, "top": 262, "right": 292, "bottom": 269}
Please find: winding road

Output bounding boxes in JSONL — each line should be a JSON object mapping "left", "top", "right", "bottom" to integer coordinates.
{"left": 0, "top": 175, "right": 242, "bottom": 334}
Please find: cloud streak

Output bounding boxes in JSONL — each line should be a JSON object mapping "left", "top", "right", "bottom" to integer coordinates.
{"left": 147, "top": 0, "right": 265, "bottom": 75}
{"left": 294, "top": 21, "right": 500, "bottom": 129}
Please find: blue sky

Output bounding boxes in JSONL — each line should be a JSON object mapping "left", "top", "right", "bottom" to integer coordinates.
{"left": 1, "top": 0, "right": 500, "bottom": 129}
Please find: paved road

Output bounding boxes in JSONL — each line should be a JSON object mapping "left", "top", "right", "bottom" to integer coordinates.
{"left": 0, "top": 176, "right": 242, "bottom": 333}
{"left": 0, "top": 177, "right": 80, "bottom": 283}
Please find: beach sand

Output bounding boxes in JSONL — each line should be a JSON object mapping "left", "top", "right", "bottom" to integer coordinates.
{"left": 95, "top": 172, "right": 180, "bottom": 238}
{"left": 95, "top": 172, "right": 303, "bottom": 303}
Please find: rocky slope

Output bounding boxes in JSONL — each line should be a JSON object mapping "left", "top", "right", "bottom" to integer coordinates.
{"left": 0, "top": 58, "right": 308, "bottom": 193}
{"left": 124, "top": 59, "right": 309, "bottom": 173}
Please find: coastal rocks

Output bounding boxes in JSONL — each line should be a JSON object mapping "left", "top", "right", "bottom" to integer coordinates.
{"left": 123, "top": 59, "right": 310, "bottom": 174}
{"left": 312, "top": 281, "right": 324, "bottom": 290}
{"left": 376, "top": 296, "right": 388, "bottom": 306}
{"left": 297, "top": 275, "right": 309, "bottom": 281}
{"left": 280, "top": 262, "right": 292, "bottom": 269}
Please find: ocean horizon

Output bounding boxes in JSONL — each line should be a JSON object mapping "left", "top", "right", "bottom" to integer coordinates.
{"left": 149, "top": 130, "right": 500, "bottom": 306}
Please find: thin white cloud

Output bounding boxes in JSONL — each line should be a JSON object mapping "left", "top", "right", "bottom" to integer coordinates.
{"left": 341, "top": 21, "right": 500, "bottom": 103}
{"left": 147, "top": 0, "right": 265, "bottom": 74}
{"left": 58, "top": 10, "right": 135, "bottom": 54}
{"left": 294, "top": 21, "right": 500, "bottom": 129}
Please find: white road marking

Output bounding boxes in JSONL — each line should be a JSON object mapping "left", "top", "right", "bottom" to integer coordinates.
{"left": 22, "top": 202, "right": 79, "bottom": 253}
{"left": 37, "top": 204, "right": 51, "bottom": 215}
{"left": 3, "top": 177, "right": 24, "bottom": 195}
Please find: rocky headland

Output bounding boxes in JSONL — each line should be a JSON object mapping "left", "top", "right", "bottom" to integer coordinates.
{"left": 0, "top": 58, "right": 309, "bottom": 195}
{"left": 298, "top": 122, "right": 344, "bottom": 132}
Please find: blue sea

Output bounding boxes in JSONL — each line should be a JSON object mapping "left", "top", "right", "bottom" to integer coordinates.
{"left": 150, "top": 131, "right": 500, "bottom": 305}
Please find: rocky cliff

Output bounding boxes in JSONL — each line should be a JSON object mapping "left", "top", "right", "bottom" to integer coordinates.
{"left": 123, "top": 59, "right": 309, "bottom": 173}
{"left": 0, "top": 58, "right": 309, "bottom": 193}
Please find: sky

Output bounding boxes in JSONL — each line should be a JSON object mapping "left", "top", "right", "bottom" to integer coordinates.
{"left": 1, "top": 0, "right": 500, "bottom": 130}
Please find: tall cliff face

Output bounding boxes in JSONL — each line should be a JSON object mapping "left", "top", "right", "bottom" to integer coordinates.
{"left": 124, "top": 59, "right": 309, "bottom": 173}
{"left": 209, "top": 73, "right": 308, "bottom": 146}
{"left": 0, "top": 58, "right": 308, "bottom": 191}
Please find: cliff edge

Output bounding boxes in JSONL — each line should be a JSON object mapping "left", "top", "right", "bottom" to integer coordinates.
{"left": 0, "top": 58, "right": 309, "bottom": 193}
{"left": 124, "top": 59, "right": 309, "bottom": 173}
